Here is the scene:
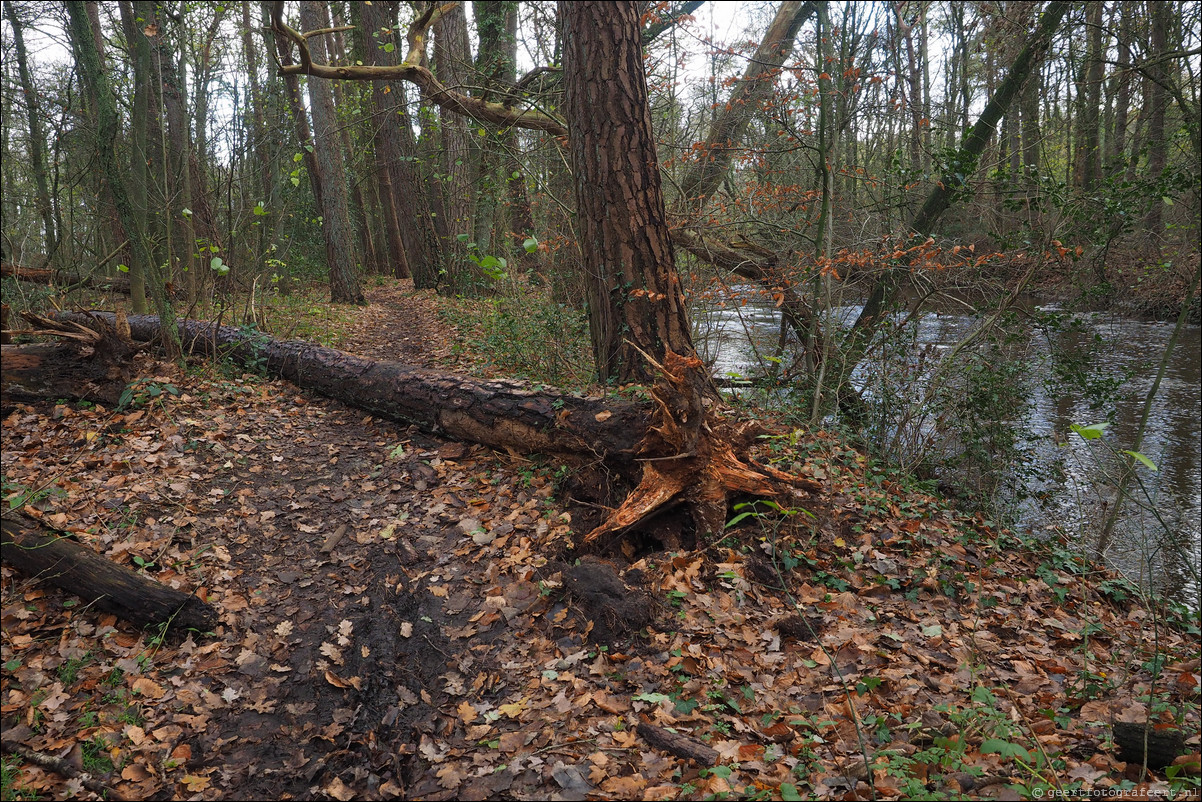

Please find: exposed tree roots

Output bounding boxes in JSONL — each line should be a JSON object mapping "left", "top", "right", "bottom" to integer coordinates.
{"left": 581, "top": 351, "right": 821, "bottom": 545}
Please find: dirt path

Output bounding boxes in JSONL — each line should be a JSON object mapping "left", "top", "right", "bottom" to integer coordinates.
{"left": 2, "top": 286, "right": 1198, "bottom": 801}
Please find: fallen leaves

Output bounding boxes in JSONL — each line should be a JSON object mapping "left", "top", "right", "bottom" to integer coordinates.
{"left": 2, "top": 295, "right": 1198, "bottom": 802}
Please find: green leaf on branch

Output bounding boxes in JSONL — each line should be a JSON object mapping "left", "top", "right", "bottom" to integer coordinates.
{"left": 981, "top": 738, "right": 1031, "bottom": 761}
{"left": 1070, "top": 422, "right": 1108, "bottom": 441}
{"left": 1122, "top": 450, "right": 1157, "bottom": 471}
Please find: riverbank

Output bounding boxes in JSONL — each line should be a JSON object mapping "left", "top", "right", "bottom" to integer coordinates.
{"left": 994, "top": 240, "right": 1200, "bottom": 324}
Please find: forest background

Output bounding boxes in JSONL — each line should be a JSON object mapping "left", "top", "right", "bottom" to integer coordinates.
{"left": 0, "top": 1, "right": 1200, "bottom": 799}
{"left": 3, "top": 0, "right": 1198, "bottom": 573}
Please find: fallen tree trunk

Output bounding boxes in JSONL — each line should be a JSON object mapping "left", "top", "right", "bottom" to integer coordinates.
{"left": 56, "top": 312, "right": 651, "bottom": 471}
{"left": 1, "top": 514, "right": 219, "bottom": 632}
{"left": 1, "top": 343, "right": 127, "bottom": 405}
{"left": 54, "top": 313, "right": 821, "bottom": 545}
{"left": 2, "top": 262, "right": 132, "bottom": 294}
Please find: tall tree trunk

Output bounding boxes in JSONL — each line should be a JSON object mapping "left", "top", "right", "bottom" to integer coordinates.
{"left": 1107, "top": 1, "right": 1133, "bottom": 167}
{"left": 156, "top": 19, "right": 196, "bottom": 301}
{"left": 433, "top": 0, "right": 481, "bottom": 293}
{"left": 1073, "top": 0, "right": 1103, "bottom": 191}
{"left": 561, "top": 0, "right": 697, "bottom": 384}
{"left": 65, "top": 0, "right": 181, "bottom": 354}
{"left": 298, "top": 0, "right": 364, "bottom": 304}
{"left": 76, "top": 1, "right": 129, "bottom": 275}
{"left": 355, "top": 0, "right": 444, "bottom": 289}
{"left": 190, "top": 5, "right": 225, "bottom": 200}
{"left": 117, "top": 0, "right": 154, "bottom": 313}
{"left": 242, "top": 0, "right": 273, "bottom": 269}
{"left": 474, "top": 0, "right": 537, "bottom": 274}
{"left": 899, "top": 3, "right": 924, "bottom": 175}
{"left": 266, "top": 1, "right": 323, "bottom": 213}
{"left": 1143, "top": 0, "right": 1169, "bottom": 241}
{"left": 3, "top": 0, "right": 59, "bottom": 266}
{"left": 327, "top": 4, "right": 381, "bottom": 277}
{"left": 353, "top": 0, "right": 410, "bottom": 279}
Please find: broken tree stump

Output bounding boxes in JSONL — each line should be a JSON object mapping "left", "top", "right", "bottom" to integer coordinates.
{"left": 1, "top": 313, "right": 136, "bottom": 406}
{"left": 1, "top": 514, "right": 218, "bottom": 632}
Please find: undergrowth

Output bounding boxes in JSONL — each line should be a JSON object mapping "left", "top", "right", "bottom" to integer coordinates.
{"left": 440, "top": 294, "right": 594, "bottom": 388}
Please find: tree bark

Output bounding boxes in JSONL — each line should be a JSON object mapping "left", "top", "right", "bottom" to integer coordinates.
{"left": 54, "top": 312, "right": 651, "bottom": 470}
{"left": 433, "top": 0, "right": 481, "bottom": 293}
{"left": 1107, "top": 2, "right": 1133, "bottom": 168}
{"left": 1, "top": 312, "right": 136, "bottom": 406}
{"left": 354, "top": 0, "right": 409, "bottom": 279}
{"left": 298, "top": 0, "right": 365, "bottom": 305}
{"left": 242, "top": 0, "right": 274, "bottom": 268}
{"left": 561, "top": 0, "right": 698, "bottom": 385}
{"left": 1, "top": 343, "right": 126, "bottom": 406}
{"left": 117, "top": 0, "right": 154, "bottom": 314}
{"left": 1072, "top": 0, "right": 1103, "bottom": 191}
{"left": 327, "top": 4, "right": 381, "bottom": 278}
{"left": 3, "top": 0, "right": 59, "bottom": 266}
{"left": 1, "top": 514, "right": 219, "bottom": 632}
{"left": 156, "top": 17, "right": 197, "bottom": 300}
{"left": 1143, "top": 0, "right": 1169, "bottom": 240}
{"left": 66, "top": 1, "right": 181, "bottom": 356}
{"left": 358, "top": 0, "right": 444, "bottom": 288}
{"left": 474, "top": 0, "right": 538, "bottom": 274}
{"left": 1, "top": 262, "right": 132, "bottom": 294}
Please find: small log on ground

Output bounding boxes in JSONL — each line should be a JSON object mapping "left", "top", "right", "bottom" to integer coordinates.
{"left": 1, "top": 313, "right": 136, "bottom": 406}
{"left": 1, "top": 262, "right": 131, "bottom": 294}
{"left": 55, "top": 312, "right": 651, "bottom": 471}
{"left": 1, "top": 514, "right": 219, "bottom": 632}
{"left": 637, "top": 720, "right": 719, "bottom": 766}
{"left": 1113, "top": 720, "right": 1186, "bottom": 769}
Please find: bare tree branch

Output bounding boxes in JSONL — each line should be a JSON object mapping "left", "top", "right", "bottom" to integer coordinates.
{"left": 268, "top": 1, "right": 567, "bottom": 136}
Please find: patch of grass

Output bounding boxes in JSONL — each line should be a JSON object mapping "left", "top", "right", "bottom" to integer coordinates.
{"left": 56, "top": 651, "right": 94, "bottom": 686}
{"left": 1, "top": 755, "right": 39, "bottom": 801}
{"left": 262, "top": 287, "right": 360, "bottom": 347}
{"left": 81, "top": 736, "right": 114, "bottom": 775}
{"left": 442, "top": 294, "right": 593, "bottom": 388}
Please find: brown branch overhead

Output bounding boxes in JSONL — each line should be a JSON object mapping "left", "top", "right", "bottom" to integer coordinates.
{"left": 269, "top": 1, "right": 567, "bottom": 136}
{"left": 671, "top": 228, "right": 827, "bottom": 364}
{"left": 642, "top": 1, "right": 705, "bottom": 44}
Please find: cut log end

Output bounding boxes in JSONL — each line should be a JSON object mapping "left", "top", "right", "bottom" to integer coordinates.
{"left": 1, "top": 516, "right": 219, "bottom": 633}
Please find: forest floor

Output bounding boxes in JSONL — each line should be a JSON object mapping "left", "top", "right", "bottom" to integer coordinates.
{"left": 2, "top": 280, "right": 1200, "bottom": 801}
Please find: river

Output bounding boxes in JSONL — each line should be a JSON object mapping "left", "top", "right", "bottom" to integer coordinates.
{"left": 696, "top": 289, "right": 1201, "bottom": 607}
